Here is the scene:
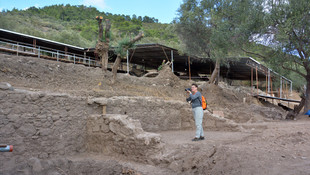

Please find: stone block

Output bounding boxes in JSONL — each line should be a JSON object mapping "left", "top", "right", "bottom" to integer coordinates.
{"left": 213, "top": 111, "right": 225, "bottom": 118}
{"left": 0, "top": 82, "right": 14, "bottom": 91}
{"left": 101, "top": 123, "right": 110, "bottom": 133}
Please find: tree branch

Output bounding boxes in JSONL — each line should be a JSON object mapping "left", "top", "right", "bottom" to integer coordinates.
{"left": 292, "top": 29, "right": 307, "bottom": 59}
{"left": 281, "top": 64, "right": 306, "bottom": 78}
{"left": 241, "top": 48, "right": 267, "bottom": 59}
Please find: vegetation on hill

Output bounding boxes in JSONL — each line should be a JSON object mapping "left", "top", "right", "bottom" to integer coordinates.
{"left": 0, "top": 4, "right": 179, "bottom": 48}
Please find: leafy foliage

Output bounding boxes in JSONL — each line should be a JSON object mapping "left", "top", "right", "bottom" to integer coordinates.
{"left": 114, "top": 37, "right": 136, "bottom": 57}
{"left": 0, "top": 4, "right": 179, "bottom": 48}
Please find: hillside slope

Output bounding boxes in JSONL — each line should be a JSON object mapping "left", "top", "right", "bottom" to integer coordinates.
{"left": 0, "top": 4, "right": 179, "bottom": 48}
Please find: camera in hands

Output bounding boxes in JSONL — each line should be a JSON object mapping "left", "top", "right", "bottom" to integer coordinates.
{"left": 185, "top": 88, "right": 191, "bottom": 91}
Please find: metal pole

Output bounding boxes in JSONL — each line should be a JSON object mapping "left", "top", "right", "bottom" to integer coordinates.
{"left": 88, "top": 57, "right": 91, "bottom": 67}
{"left": 84, "top": 52, "right": 86, "bottom": 64}
{"left": 171, "top": 50, "right": 174, "bottom": 72}
{"left": 57, "top": 51, "right": 59, "bottom": 62}
{"left": 126, "top": 50, "right": 129, "bottom": 74}
{"left": 280, "top": 77, "right": 283, "bottom": 98}
{"left": 74, "top": 54, "right": 75, "bottom": 64}
{"left": 16, "top": 43, "right": 19, "bottom": 56}
{"left": 38, "top": 46, "right": 40, "bottom": 58}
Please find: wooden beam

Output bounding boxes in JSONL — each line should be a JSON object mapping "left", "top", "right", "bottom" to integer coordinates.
{"left": 129, "top": 48, "right": 136, "bottom": 62}
{"left": 33, "top": 39, "right": 36, "bottom": 54}
{"left": 256, "top": 66, "right": 259, "bottom": 95}
{"left": 188, "top": 56, "right": 191, "bottom": 80}
{"left": 251, "top": 67, "right": 253, "bottom": 94}
{"left": 266, "top": 69, "right": 268, "bottom": 95}
{"left": 161, "top": 47, "right": 170, "bottom": 61}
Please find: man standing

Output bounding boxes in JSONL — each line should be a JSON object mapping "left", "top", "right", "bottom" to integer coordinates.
{"left": 186, "top": 83, "right": 204, "bottom": 141}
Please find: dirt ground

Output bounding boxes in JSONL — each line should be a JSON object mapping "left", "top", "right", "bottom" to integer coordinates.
{"left": 1, "top": 53, "right": 310, "bottom": 175}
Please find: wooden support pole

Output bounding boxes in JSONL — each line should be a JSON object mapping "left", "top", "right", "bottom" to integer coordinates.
{"left": 33, "top": 39, "right": 36, "bottom": 53}
{"left": 161, "top": 47, "right": 170, "bottom": 61}
{"left": 188, "top": 56, "right": 191, "bottom": 80}
{"left": 285, "top": 81, "right": 288, "bottom": 98}
{"left": 268, "top": 69, "right": 271, "bottom": 93}
{"left": 256, "top": 66, "right": 259, "bottom": 95}
{"left": 65, "top": 46, "right": 68, "bottom": 60}
{"left": 171, "top": 50, "right": 174, "bottom": 73}
{"left": 280, "top": 77, "right": 283, "bottom": 98}
{"left": 270, "top": 77, "right": 274, "bottom": 103}
{"left": 251, "top": 67, "right": 253, "bottom": 94}
{"left": 126, "top": 49, "right": 129, "bottom": 74}
{"left": 266, "top": 70, "right": 268, "bottom": 95}
{"left": 129, "top": 49, "right": 136, "bottom": 62}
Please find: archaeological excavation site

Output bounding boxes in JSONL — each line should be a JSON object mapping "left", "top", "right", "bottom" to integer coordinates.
{"left": 1, "top": 27, "right": 310, "bottom": 175}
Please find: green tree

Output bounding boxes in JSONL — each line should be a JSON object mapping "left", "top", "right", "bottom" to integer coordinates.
{"left": 254, "top": 0, "right": 310, "bottom": 112}
{"left": 175, "top": 0, "right": 264, "bottom": 84}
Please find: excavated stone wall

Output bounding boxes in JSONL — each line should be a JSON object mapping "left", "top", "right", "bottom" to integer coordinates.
{"left": 89, "top": 97, "right": 241, "bottom": 132}
{"left": 0, "top": 87, "right": 102, "bottom": 173}
{"left": 86, "top": 114, "right": 163, "bottom": 161}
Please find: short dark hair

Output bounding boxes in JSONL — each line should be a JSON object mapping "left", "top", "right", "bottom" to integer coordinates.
{"left": 192, "top": 83, "right": 198, "bottom": 88}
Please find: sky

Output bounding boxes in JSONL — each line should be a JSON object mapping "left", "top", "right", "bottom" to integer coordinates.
{"left": 0, "top": 0, "right": 184, "bottom": 23}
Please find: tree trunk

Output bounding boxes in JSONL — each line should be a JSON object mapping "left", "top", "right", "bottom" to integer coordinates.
{"left": 286, "top": 94, "right": 305, "bottom": 119}
{"left": 102, "top": 19, "right": 111, "bottom": 72}
{"left": 112, "top": 55, "right": 122, "bottom": 82}
{"left": 215, "top": 64, "right": 220, "bottom": 85}
{"left": 102, "top": 43, "right": 109, "bottom": 72}
{"left": 209, "top": 58, "right": 220, "bottom": 84}
{"left": 111, "top": 32, "right": 144, "bottom": 83}
{"left": 97, "top": 18, "right": 103, "bottom": 41}
{"left": 304, "top": 77, "right": 310, "bottom": 113}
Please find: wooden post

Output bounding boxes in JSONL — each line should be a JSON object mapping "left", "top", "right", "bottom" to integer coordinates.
{"left": 171, "top": 50, "right": 174, "bottom": 73}
{"left": 266, "top": 70, "right": 268, "bottom": 94}
{"left": 270, "top": 77, "right": 274, "bottom": 103}
{"left": 33, "top": 39, "right": 36, "bottom": 54}
{"left": 65, "top": 46, "right": 68, "bottom": 60}
{"left": 251, "top": 67, "right": 253, "bottom": 94}
{"left": 256, "top": 66, "right": 259, "bottom": 95}
{"left": 57, "top": 51, "right": 59, "bottom": 62}
{"left": 188, "top": 56, "right": 191, "bottom": 80}
{"left": 161, "top": 47, "right": 170, "bottom": 61}
{"left": 280, "top": 77, "right": 283, "bottom": 98}
{"left": 126, "top": 49, "right": 129, "bottom": 74}
{"left": 102, "top": 105, "right": 107, "bottom": 115}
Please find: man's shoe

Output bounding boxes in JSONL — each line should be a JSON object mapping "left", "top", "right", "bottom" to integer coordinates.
{"left": 192, "top": 137, "right": 200, "bottom": 141}
{"left": 200, "top": 136, "right": 205, "bottom": 140}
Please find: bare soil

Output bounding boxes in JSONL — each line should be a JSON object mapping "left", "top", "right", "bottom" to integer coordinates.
{"left": 1, "top": 53, "right": 310, "bottom": 175}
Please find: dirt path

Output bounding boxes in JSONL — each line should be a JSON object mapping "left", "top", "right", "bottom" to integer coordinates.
{"left": 156, "top": 120, "right": 310, "bottom": 175}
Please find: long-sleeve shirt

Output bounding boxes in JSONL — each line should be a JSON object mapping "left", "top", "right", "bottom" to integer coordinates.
{"left": 186, "top": 91, "right": 202, "bottom": 108}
